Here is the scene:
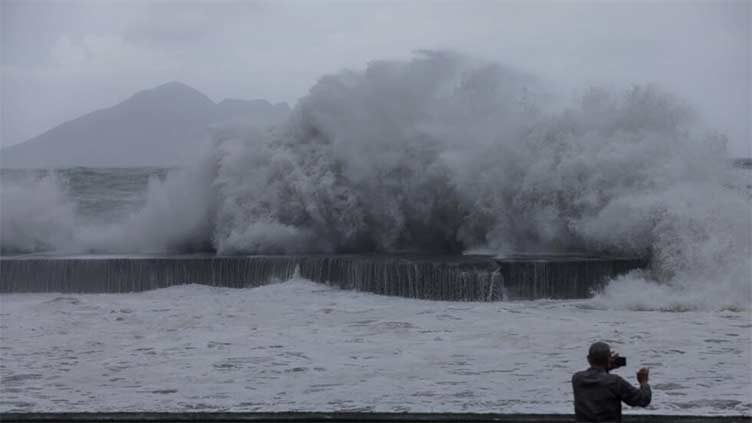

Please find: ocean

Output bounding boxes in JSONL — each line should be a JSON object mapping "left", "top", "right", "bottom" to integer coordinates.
{"left": 0, "top": 166, "right": 750, "bottom": 415}
{"left": 0, "top": 167, "right": 169, "bottom": 224}
{"left": 0, "top": 280, "right": 749, "bottom": 414}
{"left": 1, "top": 55, "right": 751, "bottom": 414}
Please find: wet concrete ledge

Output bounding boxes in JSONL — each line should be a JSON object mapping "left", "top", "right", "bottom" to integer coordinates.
{"left": 0, "top": 412, "right": 748, "bottom": 423}
{"left": 0, "top": 254, "right": 647, "bottom": 301}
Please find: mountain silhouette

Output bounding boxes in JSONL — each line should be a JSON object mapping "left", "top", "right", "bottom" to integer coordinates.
{"left": 1, "top": 81, "right": 290, "bottom": 168}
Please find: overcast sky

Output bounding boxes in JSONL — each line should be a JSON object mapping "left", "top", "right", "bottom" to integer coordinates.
{"left": 1, "top": 0, "right": 749, "bottom": 155}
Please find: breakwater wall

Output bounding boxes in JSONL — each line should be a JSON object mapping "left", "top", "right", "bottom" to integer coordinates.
{"left": 0, "top": 254, "right": 646, "bottom": 301}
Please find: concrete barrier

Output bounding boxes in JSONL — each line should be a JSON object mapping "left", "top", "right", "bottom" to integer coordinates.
{"left": 0, "top": 254, "right": 646, "bottom": 301}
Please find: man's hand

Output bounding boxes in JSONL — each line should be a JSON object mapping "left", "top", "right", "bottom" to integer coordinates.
{"left": 636, "top": 368, "right": 650, "bottom": 385}
{"left": 607, "top": 351, "right": 622, "bottom": 370}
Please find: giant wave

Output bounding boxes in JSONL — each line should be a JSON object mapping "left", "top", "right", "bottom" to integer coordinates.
{"left": 2, "top": 51, "right": 750, "bottom": 310}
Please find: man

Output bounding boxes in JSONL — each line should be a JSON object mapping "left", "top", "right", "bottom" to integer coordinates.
{"left": 572, "top": 341, "right": 652, "bottom": 422}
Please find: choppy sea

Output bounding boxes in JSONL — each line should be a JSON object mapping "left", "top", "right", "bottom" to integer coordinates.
{"left": 0, "top": 167, "right": 750, "bottom": 414}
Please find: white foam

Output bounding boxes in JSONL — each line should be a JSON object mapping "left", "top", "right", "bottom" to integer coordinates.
{"left": 3, "top": 51, "right": 750, "bottom": 311}
{"left": 1, "top": 280, "right": 749, "bottom": 413}
{"left": 0, "top": 174, "right": 77, "bottom": 254}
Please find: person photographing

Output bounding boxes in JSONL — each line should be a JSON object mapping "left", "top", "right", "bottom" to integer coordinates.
{"left": 572, "top": 341, "right": 651, "bottom": 422}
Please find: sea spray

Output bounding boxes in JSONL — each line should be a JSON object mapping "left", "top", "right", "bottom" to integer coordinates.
{"left": 80, "top": 161, "right": 216, "bottom": 253}
{"left": 1, "top": 51, "right": 749, "bottom": 309}
{"left": 151, "top": 52, "right": 752, "bottom": 309}
{"left": 0, "top": 173, "right": 77, "bottom": 254}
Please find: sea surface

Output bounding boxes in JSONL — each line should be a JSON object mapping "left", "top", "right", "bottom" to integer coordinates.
{"left": 2, "top": 281, "right": 751, "bottom": 414}
{"left": 3, "top": 54, "right": 752, "bottom": 415}
{"left": 0, "top": 167, "right": 168, "bottom": 224}
{"left": 0, "top": 166, "right": 750, "bottom": 414}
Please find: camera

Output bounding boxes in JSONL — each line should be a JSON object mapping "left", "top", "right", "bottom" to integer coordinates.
{"left": 613, "top": 356, "right": 627, "bottom": 368}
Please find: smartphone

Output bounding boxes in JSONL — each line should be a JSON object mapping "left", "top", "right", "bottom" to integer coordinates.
{"left": 613, "top": 356, "right": 627, "bottom": 367}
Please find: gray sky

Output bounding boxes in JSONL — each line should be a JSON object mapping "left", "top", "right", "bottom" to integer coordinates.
{"left": 1, "top": 0, "right": 750, "bottom": 155}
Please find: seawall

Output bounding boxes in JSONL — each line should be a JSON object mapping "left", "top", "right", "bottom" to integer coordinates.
{"left": 0, "top": 254, "right": 646, "bottom": 301}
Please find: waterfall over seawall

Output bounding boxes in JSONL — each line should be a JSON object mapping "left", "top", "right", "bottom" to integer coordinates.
{"left": 0, "top": 255, "right": 646, "bottom": 300}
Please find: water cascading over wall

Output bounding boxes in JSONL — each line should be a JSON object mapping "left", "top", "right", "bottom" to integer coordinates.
{"left": 0, "top": 255, "right": 646, "bottom": 301}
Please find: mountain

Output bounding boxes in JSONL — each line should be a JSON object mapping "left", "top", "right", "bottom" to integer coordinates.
{"left": 0, "top": 81, "right": 290, "bottom": 168}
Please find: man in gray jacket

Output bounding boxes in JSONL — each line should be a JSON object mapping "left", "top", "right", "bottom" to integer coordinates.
{"left": 572, "top": 342, "right": 651, "bottom": 422}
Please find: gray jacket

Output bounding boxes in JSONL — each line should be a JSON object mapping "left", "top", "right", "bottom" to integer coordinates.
{"left": 572, "top": 367, "right": 651, "bottom": 422}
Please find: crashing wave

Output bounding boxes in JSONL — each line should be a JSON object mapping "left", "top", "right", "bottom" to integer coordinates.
{"left": 2, "top": 51, "right": 749, "bottom": 310}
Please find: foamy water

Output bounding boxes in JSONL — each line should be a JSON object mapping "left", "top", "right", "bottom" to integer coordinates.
{"left": 1, "top": 280, "right": 749, "bottom": 414}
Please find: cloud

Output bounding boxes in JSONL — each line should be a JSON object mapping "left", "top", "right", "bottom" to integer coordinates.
{"left": 123, "top": 0, "right": 264, "bottom": 46}
{"left": 1, "top": 0, "right": 749, "bottom": 155}
{"left": 50, "top": 34, "right": 173, "bottom": 73}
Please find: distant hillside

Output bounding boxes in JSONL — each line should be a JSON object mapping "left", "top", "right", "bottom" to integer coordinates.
{"left": 1, "top": 82, "right": 290, "bottom": 168}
